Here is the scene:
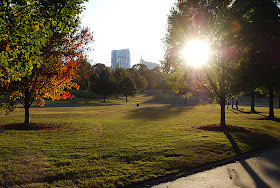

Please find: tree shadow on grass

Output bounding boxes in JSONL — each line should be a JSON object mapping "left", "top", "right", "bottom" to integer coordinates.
{"left": 0, "top": 123, "right": 60, "bottom": 131}
{"left": 141, "top": 91, "right": 209, "bottom": 106}
{"left": 132, "top": 124, "right": 278, "bottom": 188}
{"left": 196, "top": 124, "right": 255, "bottom": 133}
{"left": 236, "top": 109, "right": 261, "bottom": 115}
{"left": 22, "top": 102, "right": 122, "bottom": 108}
{"left": 127, "top": 105, "right": 194, "bottom": 120}
{"left": 256, "top": 117, "right": 280, "bottom": 123}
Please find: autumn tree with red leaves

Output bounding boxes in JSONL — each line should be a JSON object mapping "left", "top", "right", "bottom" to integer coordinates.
{"left": 0, "top": 26, "right": 93, "bottom": 124}
{"left": 0, "top": 0, "right": 92, "bottom": 124}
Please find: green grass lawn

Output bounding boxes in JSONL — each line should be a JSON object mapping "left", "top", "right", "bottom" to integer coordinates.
{"left": 1, "top": 90, "right": 280, "bottom": 187}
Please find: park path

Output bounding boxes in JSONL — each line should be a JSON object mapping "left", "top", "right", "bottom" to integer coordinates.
{"left": 153, "top": 145, "right": 280, "bottom": 188}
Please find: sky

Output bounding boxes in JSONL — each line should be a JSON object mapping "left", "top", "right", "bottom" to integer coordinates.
{"left": 80, "top": 0, "right": 176, "bottom": 67}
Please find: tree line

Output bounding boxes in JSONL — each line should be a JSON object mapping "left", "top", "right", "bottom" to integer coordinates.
{"left": 74, "top": 62, "right": 168, "bottom": 102}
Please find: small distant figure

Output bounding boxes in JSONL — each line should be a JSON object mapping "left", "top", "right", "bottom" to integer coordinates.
{"left": 235, "top": 98, "right": 238, "bottom": 110}
{"left": 136, "top": 103, "right": 139, "bottom": 107}
{"left": 231, "top": 96, "right": 234, "bottom": 109}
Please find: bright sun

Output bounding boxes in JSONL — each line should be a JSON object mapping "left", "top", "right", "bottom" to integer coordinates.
{"left": 183, "top": 40, "right": 211, "bottom": 68}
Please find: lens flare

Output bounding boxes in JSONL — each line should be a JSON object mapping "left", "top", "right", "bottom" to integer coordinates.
{"left": 183, "top": 40, "right": 211, "bottom": 68}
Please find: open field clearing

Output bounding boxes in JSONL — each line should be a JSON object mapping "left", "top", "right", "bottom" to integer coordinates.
{"left": 1, "top": 90, "right": 280, "bottom": 187}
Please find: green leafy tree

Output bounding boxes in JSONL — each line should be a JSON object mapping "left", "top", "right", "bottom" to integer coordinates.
{"left": 234, "top": 0, "right": 280, "bottom": 118}
{"left": 0, "top": 28, "right": 93, "bottom": 124}
{"left": 0, "top": 0, "right": 90, "bottom": 124}
{"left": 132, "top": 64, "right": 148, "bottom": 75}
{"left": 88, "top": 67, "right": 115, "bottom": 102}
{"left": 126, "top": 68, "right": 148, "bottom": 90}
{"left": 163, "top": 0, "right": 244, "bottom": 127}
{"left": 74, "top": 58, "right": 94, "bottom": 90}
{"left": 92, "top": 63, "right": 106, "bottom": 71}
{"left": 0, "top": 0, "right": 87, "bottom": 82}
{"left": 165, "top": 66, "right": 193, "bottom": 104}
{"left": 112, "top": 67, "right": 127, "bottom": 98}
{"left": 121, "top": 76, "right": 137, "bottom": 102}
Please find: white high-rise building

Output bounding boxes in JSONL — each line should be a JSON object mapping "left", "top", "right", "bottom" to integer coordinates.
{"left": 140, "top": 56, "right": 160, "bottom": 69}
{"left": 111, "top": 49, "right": 131, "bottom": 69}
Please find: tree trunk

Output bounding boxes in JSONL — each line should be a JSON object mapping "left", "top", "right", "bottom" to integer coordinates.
{"left": 220, "top": 94, "right": 226, "bottom": 127}
{"left": 278, "top": 94, "right": 280, "bottom": 108}
{"left": 126, "top": 94, "right": 128, "bottom": 102}
{"left": 268, "top": 85, "right": 274, "bottom": 118}
{"left": 24, "top": 91, "right": 31, "bottom": 124}
{"left": 103, "top": 95, "right": 106, "bottom": 102}
{"left": 220, "top": 102, "right": 226, "bottom": 127}
{"left": 250, "top": 91, "right": 256, "bottom": 113}
{"left": 24, "top": 105, "right": 30, "bottom": 124}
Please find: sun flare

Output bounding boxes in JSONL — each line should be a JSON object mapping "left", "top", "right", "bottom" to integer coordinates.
{"left": 183, "top": 40, "right": 211, "bottom": 68}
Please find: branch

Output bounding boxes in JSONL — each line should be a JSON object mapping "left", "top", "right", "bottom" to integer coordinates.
{"left": 205, "top": 69, "right": 222, "bottom": 104}
{"left": 19, "top": 98, "right": 25, "bottom": 106}
{"left": 195, "top": 72, "right": 218, "bottom": 102}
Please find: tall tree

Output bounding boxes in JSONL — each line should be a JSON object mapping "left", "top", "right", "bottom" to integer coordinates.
{"left": 234, "top": 0, "right": 280, "bottom": 118}
{"left": 0, "top": 27, "right": 93, "bottom": 124}
{"left": 126, "top": 68, "right": 148, "bottom": 90}
{"left": 163, "top": 0, "right": 243, "bottom": 127}
{"left": 0, "top": 0, "right": 87, "bottom": 82}
{"left": 74, "top": 58, "right": 94, "bottom": 90}
{"left": 111, "top": 67, "right": 127, "bottom": 98}
{"left": 88, "top": 67, "right": 115, "bottom": 102}
{"left": 121, "top": 76, "right": 138, "bottom": 102}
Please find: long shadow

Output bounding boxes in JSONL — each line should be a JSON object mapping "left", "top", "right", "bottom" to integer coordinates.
{"left": 141, "top": 91, "right": 209, "bottom": 107}
{"left": 18, "top": 102, "right": 122, "bottom": 108}
{"left": 257, "top": 117, "right": 280, "bottom": 123}
{"left": 259, "top": 147, "right": 280, "bottom": 185}
{"left": 236, "top": 109, "right": 261, "bottom": 115}
{"left": 223, "top": 130, "right": 270, "bottom": 188}
{"left": 127, "top": 105, "right": 194, "bottom": 120}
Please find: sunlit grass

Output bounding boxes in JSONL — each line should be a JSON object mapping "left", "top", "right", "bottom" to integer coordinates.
{"left": 0, "top": 90, "right": 279, "bottom": 187}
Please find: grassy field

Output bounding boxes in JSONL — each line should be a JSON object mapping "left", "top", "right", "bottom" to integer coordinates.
{"left": 0, "top": 90, "right": 280, "bottom": 187}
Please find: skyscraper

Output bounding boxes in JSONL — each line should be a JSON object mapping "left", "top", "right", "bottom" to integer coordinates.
{"left": 111, "top": 49, "right": 131, "bottom": 69}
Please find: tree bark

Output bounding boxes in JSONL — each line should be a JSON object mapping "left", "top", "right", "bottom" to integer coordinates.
{"left": 250, "top": 91, "right": 256, "bottom": 113}
{"left": 268, "top": 84, "right": 274, "bottom": 118}
{"left": 24, "top": 91, "right": 31, "bottom": 124}
{"left": 126, "top": 94, "right": 128, "bottom": 102}
{"left": 103, "top": 95, "right": 106, "bottom": 102}
{"left": 220, "top": 101, "right": 226, "bottom": 127}
{"left": 278, "top": 94, "right": 280, "bottom": 108}
{"left": 24, "top": 105, "right": 30, "bottom": 124}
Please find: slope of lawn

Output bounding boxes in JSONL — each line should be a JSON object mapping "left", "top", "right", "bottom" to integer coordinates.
{"left": 0, "top": 90, "right": 280, "bottom": 187}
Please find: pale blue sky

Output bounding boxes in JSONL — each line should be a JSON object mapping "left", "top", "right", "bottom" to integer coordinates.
{"left": 80, "top": 0, "right": 175, "bottom": 67}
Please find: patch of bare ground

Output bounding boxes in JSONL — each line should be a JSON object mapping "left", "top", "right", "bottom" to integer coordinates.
{"left": 0, "top": 123, "right": 61, "bottom": 130}
{"left": 194, "top": 124, "right": 257, "bottom": 133}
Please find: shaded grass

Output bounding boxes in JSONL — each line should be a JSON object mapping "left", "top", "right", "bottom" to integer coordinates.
{"left": 0, "top": 91, "right": 280, "bottom": 187}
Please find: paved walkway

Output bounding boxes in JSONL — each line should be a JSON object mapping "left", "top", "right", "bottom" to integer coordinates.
{"left": 153, "top": 145, "right": 280, "bottom": 188}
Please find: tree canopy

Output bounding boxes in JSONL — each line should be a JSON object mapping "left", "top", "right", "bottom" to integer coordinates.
{"left": 0, "top": 0, "right": 87, "bottom": 82}
{"left": 0, "top": 0, "right": 92, "bottom": 124}
{"left": 162, "top": 0, "right": 279, "bottom": 126}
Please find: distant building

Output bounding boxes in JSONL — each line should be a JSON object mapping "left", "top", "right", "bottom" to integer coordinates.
{"left": 140, "top": 56, "right": 160, "bottom": 69}
{"left": 111, "top": 49, "right": 131, "bottom": 69}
